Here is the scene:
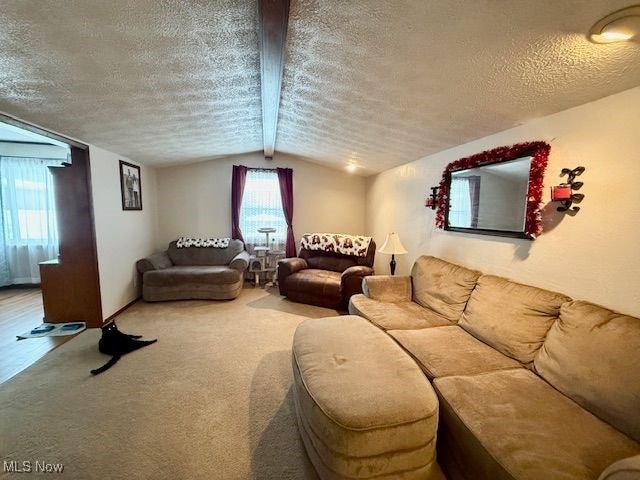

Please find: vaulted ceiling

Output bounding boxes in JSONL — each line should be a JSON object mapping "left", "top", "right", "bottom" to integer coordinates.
{"left": 1, "top": 0, "right": 639, "bottom": 174}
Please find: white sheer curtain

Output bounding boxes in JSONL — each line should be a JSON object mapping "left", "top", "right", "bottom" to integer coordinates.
{"left": 239, "top": 169, "right": 287, "bottom": 253}
{"left": 448, "top": 177, "right": 472, "bottom": 228}
{"left": 0, "top": 157, "right": 60, "bottom": 285}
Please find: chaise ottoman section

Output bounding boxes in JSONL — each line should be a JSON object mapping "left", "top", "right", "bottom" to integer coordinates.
{"left": 292, "top": 315, "right": 440, "bottom": 479}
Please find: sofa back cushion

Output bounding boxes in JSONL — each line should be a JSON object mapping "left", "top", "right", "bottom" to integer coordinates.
{"left": 299, "top": 240, "right": 376, "bottom": 273}
{"left": 167, "top": 239, "right": 244, "bottom": 266}
{"left": 534, "top": 301, "right": 640, "bottom": 442}
{"left": 411, "top": 256, "right": 481, "bottom": 322}
{"left": 459, "top": 275, "right": 570, "bottom": 364}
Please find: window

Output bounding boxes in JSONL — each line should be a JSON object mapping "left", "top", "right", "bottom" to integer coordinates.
{"left": 0, "top": 156, "right": 60, "bottom": 286}
{"left": 1, "top": 157, "right": 59, "bottom": 244}
{"left": 239, "top": 169, "right": 287, "bottom": 248}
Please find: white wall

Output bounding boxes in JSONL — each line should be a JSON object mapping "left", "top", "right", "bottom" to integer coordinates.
{"left": 366, "top": 86, "right": 640, "bottom": 317}
{"left": 156, "top": 152, "right": 366, "bottom": 250}
{"left": 89, "top": 146, "right": 158, "bottom": 319}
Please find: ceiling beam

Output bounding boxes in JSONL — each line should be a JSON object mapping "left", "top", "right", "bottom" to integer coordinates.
{"left": 258, "top": 0, "right": 290, "bottom": 158}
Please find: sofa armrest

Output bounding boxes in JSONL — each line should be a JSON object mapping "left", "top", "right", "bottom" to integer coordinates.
{"left": 229, "top": 250, "right": 250, "bottom": 272}
{"left": 362, "top": 275, "right": 412, "bottom": 303}
{"left": 136, "top": 252, "right": 173, "bottom": 274}
{"left": 277, "top": 257, "right": 308, "bottom": 296}
{"left": 598, "top": 454, "right": 640, "bottom": 480}
{"left": 341, "top": 265, "right": 374, "bottom": 281}
{"left": 341, "top": 266, "right": 375, "bottom": 309}
{"left": 278, "top": 257, "right": 308, "bottom": 276}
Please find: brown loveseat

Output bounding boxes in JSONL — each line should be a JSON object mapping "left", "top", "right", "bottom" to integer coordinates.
{"left": 346, "top": 256, "right": 640, "bottom": 480}
{"left": 136, "top": 239, "right": 249, "bottom": 301}
{"left": 278, "top": 238, "right": 376, "bottom": 310}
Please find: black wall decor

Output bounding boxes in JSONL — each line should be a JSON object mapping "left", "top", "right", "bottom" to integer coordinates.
{"left": 554, "top": 166, "right": 585, "bottom": 213}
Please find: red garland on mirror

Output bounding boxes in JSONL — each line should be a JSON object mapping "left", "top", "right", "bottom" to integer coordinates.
{"left": 435, "top": 141, "right": 550, "bottom": 238}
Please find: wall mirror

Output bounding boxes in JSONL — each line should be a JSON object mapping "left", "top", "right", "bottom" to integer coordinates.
{"left": 436, "top": 142, "right": 550, "bottom": 239}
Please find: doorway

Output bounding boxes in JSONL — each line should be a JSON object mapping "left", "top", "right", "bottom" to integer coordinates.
{"left": 0, "top": 115, "right": 102, "bottom": 383}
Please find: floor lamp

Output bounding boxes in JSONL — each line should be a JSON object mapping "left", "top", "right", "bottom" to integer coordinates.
{"left": 378, "top": 233, "right": 407, "bottom": 275}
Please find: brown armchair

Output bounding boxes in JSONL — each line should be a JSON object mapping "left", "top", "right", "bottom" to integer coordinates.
{"left": 278, "top": 240, "right": 376, "bottom": 309}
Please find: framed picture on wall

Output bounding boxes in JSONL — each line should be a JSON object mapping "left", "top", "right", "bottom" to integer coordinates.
{"left": 119, "top": 160, "right": 143, "bottom": 210}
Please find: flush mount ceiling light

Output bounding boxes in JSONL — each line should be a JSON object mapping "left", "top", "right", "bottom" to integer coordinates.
{"left": 589, "top": 6, "right": 640, "bottom": 43}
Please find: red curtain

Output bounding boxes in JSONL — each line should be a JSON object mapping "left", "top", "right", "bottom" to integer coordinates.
{"left": 231, "top": 165, "right": 247, "bottom": 242}
{"left": 468, "top": 175, "right": 481, "bottom": 228}
{"left": 276, "top": 167, "right": 295, "bottom": 257}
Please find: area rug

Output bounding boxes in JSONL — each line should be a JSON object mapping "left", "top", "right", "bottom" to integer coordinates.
{"left": 16, "top": 322, "right": 86, "bottom": 339}
{"left": 0, "top": 287, "right": 338, "bottom": 479}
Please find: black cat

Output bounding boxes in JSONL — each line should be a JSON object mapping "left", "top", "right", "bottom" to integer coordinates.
{"left": 90, "top": 321, "right": 157, "bottom": 375}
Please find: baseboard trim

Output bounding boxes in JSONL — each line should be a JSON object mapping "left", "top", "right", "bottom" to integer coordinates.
{"left": 103, "top": 296, "right": 141, "bottom": 324}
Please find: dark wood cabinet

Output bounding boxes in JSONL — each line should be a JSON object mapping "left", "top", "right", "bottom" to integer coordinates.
{"left": 39, "top": 147, "right": 102, "bottom": 327}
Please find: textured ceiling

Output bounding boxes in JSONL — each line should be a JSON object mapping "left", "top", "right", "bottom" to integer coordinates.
{"left": 277, "top": 0, "right": 640, "bottom": 173}
{"left": 0, "top": 0, "right": 262, "bottom": 164}
{"left": 1, "top": 1, "right": 640, "bottom": 172}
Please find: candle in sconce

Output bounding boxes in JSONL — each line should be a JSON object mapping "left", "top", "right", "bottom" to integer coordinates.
{"left": 551, "top": 185, "right": 572, "bottom": 201}
{"left": 425, "top": 198, "right": 434, "bottom": 207}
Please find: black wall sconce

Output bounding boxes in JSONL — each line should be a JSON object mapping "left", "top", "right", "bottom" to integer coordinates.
{"left": 424, "top": 187, "right": 438, "bottom": 209}
{"left": 551, "top": 166, "right": 585, "bottom": 213}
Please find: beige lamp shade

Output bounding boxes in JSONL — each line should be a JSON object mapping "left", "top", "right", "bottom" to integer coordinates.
{"left": 379, "top": 233, "right": 408, "bottom": 255}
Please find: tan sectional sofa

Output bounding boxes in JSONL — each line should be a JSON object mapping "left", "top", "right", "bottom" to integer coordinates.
{"left": 348, "top": 256, "right": 640, "bottom": 480}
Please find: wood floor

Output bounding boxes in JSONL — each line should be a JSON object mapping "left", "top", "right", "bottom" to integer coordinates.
{"left": 0, "top": 287, "right": 71, "bottom": 385}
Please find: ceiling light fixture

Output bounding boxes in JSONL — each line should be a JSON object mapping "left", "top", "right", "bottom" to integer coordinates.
{"left": 345, "top": 163, "right": 358, "bottom": 173}
{"left": 589, "top": 6, "right": 640, "bottom": 43}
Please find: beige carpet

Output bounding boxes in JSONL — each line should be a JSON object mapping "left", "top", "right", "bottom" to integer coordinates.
{"left": 0, "top": 287, "right": 340, "bottom": 479}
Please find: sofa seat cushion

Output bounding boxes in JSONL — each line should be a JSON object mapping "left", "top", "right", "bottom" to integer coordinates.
{"left": 411, "top": 256, "right": 482, "bottom": 322}
{"left": 535, "top": 301, "right": 640, "bottom": 443}
{"left": 349, "top": 294, "right": 452, "bottom": 330}
{"left": 293, "top": 316, "right": 439, "bottom": 478}
{"left": 459, "top": 275, "right": 571, "bottom": 365}
{"left": 143, "top": 265, "right": 241, "bottom": 286}
{"left": 433, "top": 369, "right": 640, "bottom": 480}
{"left": 389, "top": 326, "right": 521, "bottom": 379}
{"left": 286, "top": 269, "right": 341, "bottom": 295}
